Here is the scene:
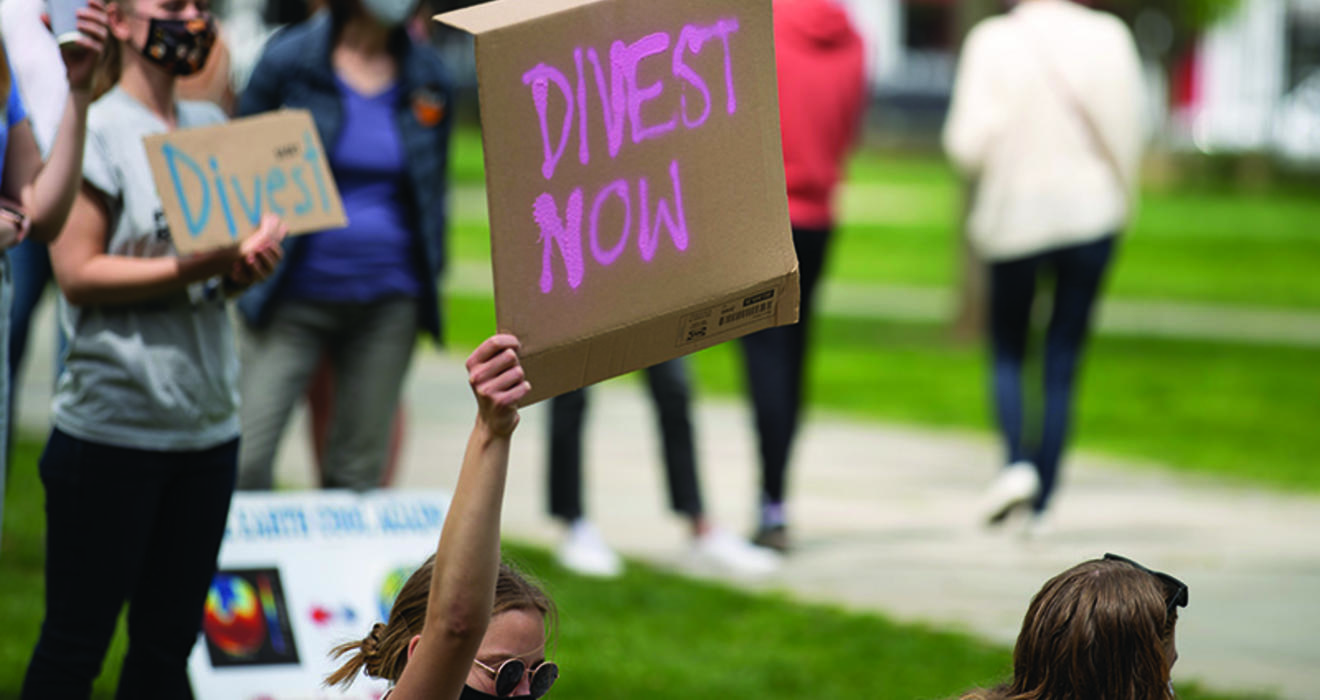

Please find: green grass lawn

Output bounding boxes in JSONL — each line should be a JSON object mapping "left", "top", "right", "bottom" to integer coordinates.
{"left": 444, "top": 126, "right": 1320, "bottom": 492}
{"left": 0, "top": 436, "right": 1265, "bottom": 699}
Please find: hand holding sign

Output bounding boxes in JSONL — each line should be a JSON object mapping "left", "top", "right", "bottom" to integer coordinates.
{"left": 436, "top": 0, "right": 799, "bottom": 404}
{"left": 467, "top": 335, "right": 531, "bottom": 438}
{"left": 225, "top": 214, "right": 288, "bottom": 289}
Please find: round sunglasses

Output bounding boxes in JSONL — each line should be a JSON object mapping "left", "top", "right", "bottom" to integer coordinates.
{"left": 473, "top": 657, "right": 559, "bottom": 698}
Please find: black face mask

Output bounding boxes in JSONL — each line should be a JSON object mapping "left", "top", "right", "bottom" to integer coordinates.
{"left": 459, "top": 684, "right": 534, "bottom": 700}
{"left": 139, "top": 16, "right": 216, "bottom": 76}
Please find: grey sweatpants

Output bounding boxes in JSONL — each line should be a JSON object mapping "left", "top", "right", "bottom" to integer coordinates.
{"left": 236, "top": 297, "right": 419, "bottom": 492}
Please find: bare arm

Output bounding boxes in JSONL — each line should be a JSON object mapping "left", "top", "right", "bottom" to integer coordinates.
{"left": 390, "top": 335, "right": 531, "bottom": 700}
{"left": 1, "top": 0, "right": 108, "bottom": 243}
{"left": 49, "top": 186, "right": 286, "bottom": 307}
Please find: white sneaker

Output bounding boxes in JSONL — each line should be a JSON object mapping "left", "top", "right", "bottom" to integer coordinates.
{"left": 691, "top": 528, "right": 781, "bottom": 577}
{"left": 556, "top": 520, "right": 623, "bottom": 578}
{"left": 981, "top": 461, "right": 1040, "bottom": 526}
{"left": 1022, "top": 511, "right": 1054, "bottom": 540}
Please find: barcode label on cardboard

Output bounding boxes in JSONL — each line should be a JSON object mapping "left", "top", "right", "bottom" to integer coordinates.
{"left": 676, "top": 288, "right": 778, "bottom": 347}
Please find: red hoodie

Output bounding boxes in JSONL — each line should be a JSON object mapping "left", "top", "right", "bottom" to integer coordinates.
{"left": 774, "top": 0, "right": 867, "bottom": 229}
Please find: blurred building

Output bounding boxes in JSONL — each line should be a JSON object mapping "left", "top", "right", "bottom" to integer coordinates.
{"left": 1173, "top": 0, "right": 1320, "bottom": 163}
{"left": 834, "top": 0, "right": 1320, "bottom": 164}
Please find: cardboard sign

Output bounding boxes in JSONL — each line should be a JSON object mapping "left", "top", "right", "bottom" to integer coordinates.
{"left": 437, "top": 0, "right": 800, "bottom": 404}
{"left": 188, "top": 490, "right": 452, "bottom": 700}
{"left": 144, "top": 110, "right": 346, "bottom": 255}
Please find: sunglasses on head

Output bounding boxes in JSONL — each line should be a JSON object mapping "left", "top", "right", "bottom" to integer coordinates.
{"left": 473, "top": 657, "right": 559, "bottom": 698}
{"left": 1104, "top": 553, "right": 1189, "bottom": 620}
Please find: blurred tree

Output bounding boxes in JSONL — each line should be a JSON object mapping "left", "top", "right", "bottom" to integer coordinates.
{"left": 1106, "top": 0, "right": 1243, "bottom": 68}
{"left": 951, "top": 0, "right": 1244, "bottom": 59}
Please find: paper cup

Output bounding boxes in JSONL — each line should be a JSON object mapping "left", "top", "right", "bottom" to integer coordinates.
{"left": 47, "top": 0, "right": 90, "bottom": 46}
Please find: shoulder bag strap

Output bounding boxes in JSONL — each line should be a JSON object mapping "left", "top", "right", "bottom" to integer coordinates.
{"left": 1015, "top": 12, "right": 1129, "bottom": 199}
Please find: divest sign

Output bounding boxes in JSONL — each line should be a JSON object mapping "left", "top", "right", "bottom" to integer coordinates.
{"left": 437, "top": 0, "right": 800, "bottom": 404}
{"left": 144, "top": 110, "right": 346, "bottom": 255}
{"left": 188, "top": 491, "right": 451, "bottom": 700}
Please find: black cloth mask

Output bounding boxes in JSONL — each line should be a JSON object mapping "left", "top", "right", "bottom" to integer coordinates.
{"left": 139, "top": 16, "right": 216, "bottom": 76}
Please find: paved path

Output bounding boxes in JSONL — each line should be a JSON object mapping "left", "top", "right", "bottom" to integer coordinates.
{"left": 16, "top": 303, "right": 1319, "bottom": 700}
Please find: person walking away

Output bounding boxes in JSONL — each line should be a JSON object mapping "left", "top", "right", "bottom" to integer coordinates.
{"left": 943, "top": 0, "right": 1144, "bottom": 535}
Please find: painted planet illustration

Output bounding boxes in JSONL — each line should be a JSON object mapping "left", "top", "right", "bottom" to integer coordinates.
{"left": 203, "top": 574, "right": 267, "bottom": 657}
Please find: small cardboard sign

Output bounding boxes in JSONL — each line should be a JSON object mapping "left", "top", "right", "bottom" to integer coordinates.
{"left": 437, "top": 0, "right": 799, "bottom": 404}
{"left": 144, "top": 110, "right": 346, "bottom": 255}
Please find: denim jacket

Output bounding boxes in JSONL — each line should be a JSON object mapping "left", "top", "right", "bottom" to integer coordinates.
{"left": 236, "top": 11, "right": 452, "bottom": 340}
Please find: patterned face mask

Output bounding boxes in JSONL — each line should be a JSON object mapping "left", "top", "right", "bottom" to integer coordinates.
{"left": 139, "top": 16, "right": 217, "bottom": 76}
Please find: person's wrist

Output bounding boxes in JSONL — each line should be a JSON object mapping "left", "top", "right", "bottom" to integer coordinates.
{"left": 473, "top": 413, "right": 513, "bottom": 442}
{"left": 69, "top": 85, "right": 95, "bottom": 104}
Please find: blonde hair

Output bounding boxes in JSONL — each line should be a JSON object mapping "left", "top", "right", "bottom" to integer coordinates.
{"left": 961, "top": 558, "right": 1179, "bottom": 700}
{"left": 325, "top": 558, "right": 556, "bottom": 688}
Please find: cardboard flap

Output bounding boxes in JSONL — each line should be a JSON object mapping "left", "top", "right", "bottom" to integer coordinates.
{"left": 434, "top": 0, "right": 608, "bottom": 35}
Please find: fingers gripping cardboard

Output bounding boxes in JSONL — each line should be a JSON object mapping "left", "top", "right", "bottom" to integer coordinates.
{"left": 437, "top": 0, "right": 799, "bottom": 404}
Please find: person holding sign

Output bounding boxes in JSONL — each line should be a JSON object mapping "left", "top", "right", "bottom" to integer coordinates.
{"left": 21, "top": 0, "right": 286, "bottom": 694}
{"left": 0, "top": 3, "right": 108, "bottom": 544}
{"left": 233, "top": 0, "right": 453, "bottom": 492}
{"left": 327, "top": 335, "right": 561, "bottom": 700}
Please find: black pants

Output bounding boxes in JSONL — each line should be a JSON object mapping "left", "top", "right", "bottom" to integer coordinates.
{"left": 548, "top": 358, "right": 703, "bottom": 521}
{"left": 23, "top": 429, "right": 238, "bottom": 700}
{"left": 989, "top": 235, "right": 1115, "bottom": 512}
{"left": 740, "top": 226, "right": 831, "bottom": 507}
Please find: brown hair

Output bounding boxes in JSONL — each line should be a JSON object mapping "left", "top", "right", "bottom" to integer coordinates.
{"left": 325, "top": 557, "right": 556, "bottom": 688}
{"left": 1, "top": 36, "right": 11, "bottom": 106}
{"left": 962, "top": 558, "right": 1179, "bottom": 700}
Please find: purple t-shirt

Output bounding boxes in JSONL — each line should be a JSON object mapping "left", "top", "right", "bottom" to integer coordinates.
{"left": 283, "top": 78, "right": 420, "bottom": 302}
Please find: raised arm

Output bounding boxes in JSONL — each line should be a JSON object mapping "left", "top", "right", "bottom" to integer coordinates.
{"left": 390, "top": 335, "right": 530, "bottom": 700}
{"left": 1, "top": 0, "right": 107, "bottom": 243}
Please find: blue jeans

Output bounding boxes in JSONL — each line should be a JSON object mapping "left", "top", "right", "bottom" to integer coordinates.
{"left": 5, "top": 241, "right": 68, "bottom": 548}
{"left": 7, "top": 237, "right": 64, "bottom": 407}
{"left": 23, "top": 429, "right": 238, "bottom": 700}
{"left": 0, "top": 253, "right": 11, "bottom": 545}
{"left": 988, "top": 235, "right": 1115, "bottom": 512}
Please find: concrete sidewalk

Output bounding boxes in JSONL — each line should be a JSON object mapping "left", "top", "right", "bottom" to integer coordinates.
{"left": 15, "top": 307, "right": 1318, "bottom": 699}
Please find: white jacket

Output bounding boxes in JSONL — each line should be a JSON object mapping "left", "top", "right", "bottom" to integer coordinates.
{"left": 943, "top": 0, "right": 1144, "bottom": 261}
